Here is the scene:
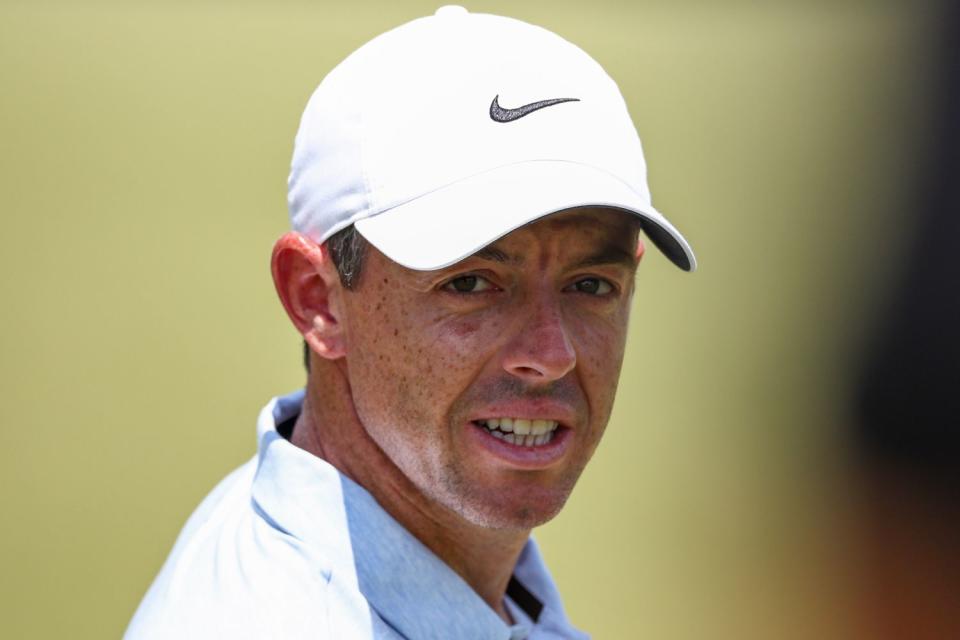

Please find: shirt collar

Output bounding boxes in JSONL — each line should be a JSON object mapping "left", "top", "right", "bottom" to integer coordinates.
{"left": 251, "top": 391, "right": 585, "bottom": 639}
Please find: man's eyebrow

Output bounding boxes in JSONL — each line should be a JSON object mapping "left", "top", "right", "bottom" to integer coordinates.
{"left": 472, "top": 246, "right": 522, "bottom": 264}
{"left": 571, "top": 245, "right": 638, "bottom": 270}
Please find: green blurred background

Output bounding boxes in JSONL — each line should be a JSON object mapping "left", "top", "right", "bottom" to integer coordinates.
{"left": 0, "top": 1, "right": 943, "bottom": 637}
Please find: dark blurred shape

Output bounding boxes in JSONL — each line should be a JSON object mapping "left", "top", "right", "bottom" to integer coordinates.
{"left": 852, "top": 3, "right": 960, "bottom": 638}
{"left": 855, "top": 1, "right": 960, "bottom": 481}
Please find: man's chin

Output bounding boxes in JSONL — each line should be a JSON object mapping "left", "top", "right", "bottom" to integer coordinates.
{"left": 448, "top": 488, "right": 573, "bottom": 532}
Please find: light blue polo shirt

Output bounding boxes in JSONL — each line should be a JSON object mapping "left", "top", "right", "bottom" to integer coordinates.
{"left": 126, "top": 391, "right": 589, "bottom": 640}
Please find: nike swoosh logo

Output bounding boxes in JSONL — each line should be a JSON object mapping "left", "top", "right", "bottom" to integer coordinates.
{"left": 489, "top": 95, "right": 580, "bottom": 123}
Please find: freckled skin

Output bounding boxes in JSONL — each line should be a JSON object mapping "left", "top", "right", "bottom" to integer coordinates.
{"left": 338, "top": 208, "right": 639, "bottom": 530}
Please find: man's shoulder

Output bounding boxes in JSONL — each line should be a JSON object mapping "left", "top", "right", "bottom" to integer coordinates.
{"left": 124, "top": 458, "right": 349, "bottom": 639}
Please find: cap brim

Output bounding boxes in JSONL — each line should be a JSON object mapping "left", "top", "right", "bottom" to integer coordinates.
{"left": 354, "top": 160, "right": 696, "bottom": 272}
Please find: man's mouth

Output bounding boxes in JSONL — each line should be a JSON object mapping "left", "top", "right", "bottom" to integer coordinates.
{"left": 473, "top": 418, "right": 560, "bottom": 447}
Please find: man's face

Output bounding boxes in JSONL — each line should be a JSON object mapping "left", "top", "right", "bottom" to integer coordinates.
{"left": 339, "top": 208, "right": 640, "bottom": 530}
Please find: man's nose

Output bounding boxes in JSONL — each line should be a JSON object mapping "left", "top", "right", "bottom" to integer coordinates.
{"left": 501, "top": 295, "right": 577, "bottom": 383}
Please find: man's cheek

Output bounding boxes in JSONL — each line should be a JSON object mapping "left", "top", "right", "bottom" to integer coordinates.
{"left": 575, "top": 322, "right": 626, "bottom": 366}
{"left": 432, "top": 315, "right": 502, "bottom": 353}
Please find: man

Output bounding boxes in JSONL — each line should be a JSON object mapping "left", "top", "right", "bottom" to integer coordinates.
{"left": 126, "top": 6, "right": 695, "bottom": 639}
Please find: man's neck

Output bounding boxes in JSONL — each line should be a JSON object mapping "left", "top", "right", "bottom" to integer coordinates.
{"left": 291, "top": 360, "right": 529, "bottom": 623}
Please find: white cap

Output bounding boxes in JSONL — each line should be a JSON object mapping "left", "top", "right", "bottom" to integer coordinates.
{"left": 288, "top": 6, "right": 696, "bottom": 271}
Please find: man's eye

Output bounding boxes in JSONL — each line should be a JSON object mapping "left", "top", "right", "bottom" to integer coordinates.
{"left": 567, "top": 278, "right": 613, "bottom": 295}
{"left": 443, "top": 274, "right": 496, "bottom": 293}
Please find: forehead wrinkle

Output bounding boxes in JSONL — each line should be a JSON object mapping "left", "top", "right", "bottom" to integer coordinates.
{"left": 472, "top": 234, "right": 636, "bottom": 272}
{"left": 463, "top": 211, "right": 638, "bottom": 270}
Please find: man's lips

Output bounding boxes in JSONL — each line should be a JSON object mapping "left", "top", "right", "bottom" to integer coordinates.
{"left": 465, "top": 419, "right": 573, "bottom": 468}
{"left": 459, "top": 396, "right": 581, "bottom": 466}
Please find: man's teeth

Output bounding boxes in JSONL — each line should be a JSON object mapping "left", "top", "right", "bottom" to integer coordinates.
{"left": 477, "top": 418, "right": 559, "bottom": 446}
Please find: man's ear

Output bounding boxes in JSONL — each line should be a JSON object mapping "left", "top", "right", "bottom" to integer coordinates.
{"left": 271, "top": 232, "right": 347, "bottom": 360}
{"left": 636, "top": 236, "right": 646, "bottom": 261}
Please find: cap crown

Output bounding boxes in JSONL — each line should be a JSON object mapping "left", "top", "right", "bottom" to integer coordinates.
{"left": 288, "top": 7, "right": 651, "bottom": 244}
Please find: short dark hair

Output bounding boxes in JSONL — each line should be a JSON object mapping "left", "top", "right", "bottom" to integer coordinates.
{"left": 327, "top": 224, "right": 369, "bottom": 291}
{"left": 303, "top": 225, "right": 369, "bottom": 371}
